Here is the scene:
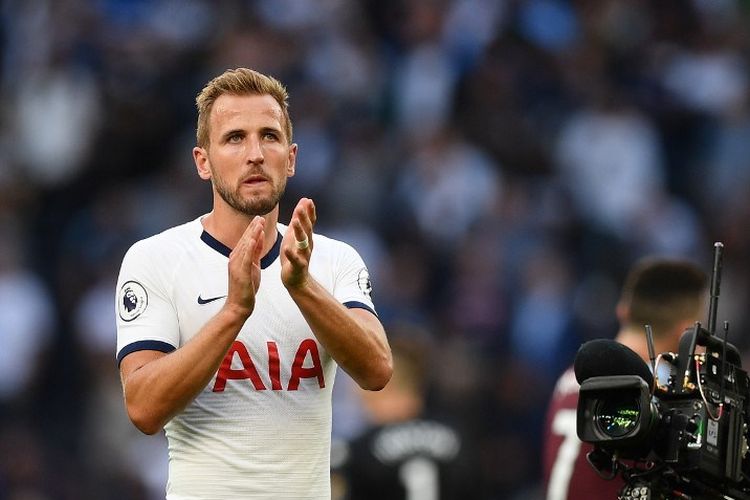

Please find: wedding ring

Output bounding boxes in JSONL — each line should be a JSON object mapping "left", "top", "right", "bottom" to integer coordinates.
{"left": 295, "top": 237, "right": 309, "bottom": 250}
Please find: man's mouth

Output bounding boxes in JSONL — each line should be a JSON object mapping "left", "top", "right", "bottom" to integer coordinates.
{"left": 243, "top": 175, "right": 268, "bottom": 185}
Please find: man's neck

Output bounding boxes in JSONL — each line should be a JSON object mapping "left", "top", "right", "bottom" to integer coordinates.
{"left": 615, "top": 327, "right": 677, "bottom": 363}
{"left": 201, "top": 203, "right": 279, "bottom": 256}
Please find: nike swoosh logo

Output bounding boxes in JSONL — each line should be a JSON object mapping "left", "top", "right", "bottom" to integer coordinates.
{"left": 197, "top": 295, "right": 226, "bottom": 305}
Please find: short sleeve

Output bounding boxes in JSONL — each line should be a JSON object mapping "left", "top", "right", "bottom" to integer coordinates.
{"left": 115, "top": 240, "right": 179, "bottom": 365}
{"left": 333, "top": 243, "right": 377, "bottom": 317}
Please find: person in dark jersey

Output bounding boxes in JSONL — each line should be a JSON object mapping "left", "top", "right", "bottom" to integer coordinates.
{"left": 334, "top": 336, "right": 480, "bottom": 500}
{"left": 542, "top": 258, "right": 707, "bottom": 500}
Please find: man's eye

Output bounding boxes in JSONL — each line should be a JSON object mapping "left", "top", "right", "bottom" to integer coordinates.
{"left": 263, "top": 132, "right": 278, "bottom": 141}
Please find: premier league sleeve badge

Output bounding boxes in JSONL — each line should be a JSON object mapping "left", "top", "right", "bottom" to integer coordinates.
{"left": 118, "top": 280, "right": 149, "bottom": 322}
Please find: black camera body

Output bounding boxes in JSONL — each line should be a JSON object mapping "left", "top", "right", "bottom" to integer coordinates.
{"left": 576, "top": 244, "right": 750, "bottom": 499}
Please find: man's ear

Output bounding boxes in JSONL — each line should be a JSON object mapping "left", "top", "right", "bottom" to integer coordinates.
{"left": 616, "top": 300, "right": 629, "bottom": 324}
{"left": 194, "top": 146, "right": 212, "bottom": 180}
{"left": 286, "top": 143, "right": 298, "bottom": 177}
{"left": 672, "top": 319, "right": 695, "bottom": 342}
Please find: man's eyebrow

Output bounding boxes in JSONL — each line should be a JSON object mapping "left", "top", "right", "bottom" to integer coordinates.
{"left": 260, "top": 126, "right": 282, "bottom": 135}
{"left": 220, "top": 128, "right": 245, "bottom": 140}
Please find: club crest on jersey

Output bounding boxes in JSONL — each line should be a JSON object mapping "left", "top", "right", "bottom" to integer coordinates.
{"left": 357, "top": 267, "right": 373, "bottom": 299}
{"left": 118, "top": 281, "right": 148, "bottom": 322}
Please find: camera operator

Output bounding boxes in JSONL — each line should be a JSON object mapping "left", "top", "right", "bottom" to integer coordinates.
{"left": 542, "top": 258, "right": 708, "bottom": 500}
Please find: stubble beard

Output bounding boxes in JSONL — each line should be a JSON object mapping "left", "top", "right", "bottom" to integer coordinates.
{"left": 213, "top": 172, "right": 286, "bottom": 217}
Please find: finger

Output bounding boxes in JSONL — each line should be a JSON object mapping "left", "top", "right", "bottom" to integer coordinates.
{"left": 292, "top": 217, "right": 307, "bottom": 244}
{"left": 250, "top": 220, "right": 265, "bottom": 264}
{"left": 299, "top": 198, "right": 316, "bottom": 224}
{"left": 239, "top": 217, "right": 265, "bottom": 267}
{"left": 246, "top": 217, "right": 265, "bottom": 259}
{"left": 294, "top": 199, "right": 315, "bottom": 235}
{"left": 242, "top": 216, "right": 264, "bottom": 244}
{"left": 290, "top": 217, "right": 312, "bottom": 254}
{"left": 230, "top": 216, "right": 261, "bottom": 256}
{"left": 307, "top": 198, "right": 317, "bottom": 227}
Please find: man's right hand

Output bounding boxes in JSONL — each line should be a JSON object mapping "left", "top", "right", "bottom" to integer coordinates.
{"left": 225, "top": 215, "right": 265, "bottom": 317}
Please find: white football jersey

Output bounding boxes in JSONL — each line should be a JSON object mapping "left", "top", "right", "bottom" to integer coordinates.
{"left": 115, "top": 216, "right": 376, "bottom": 499}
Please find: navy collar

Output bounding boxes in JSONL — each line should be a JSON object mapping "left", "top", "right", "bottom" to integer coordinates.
{"left": 200, "top": 230, "right": 282, "bottom": 269}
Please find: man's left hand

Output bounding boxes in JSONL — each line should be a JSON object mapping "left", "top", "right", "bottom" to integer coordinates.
{"left": 281, "top": 197, "right": 316, "bottom": 289}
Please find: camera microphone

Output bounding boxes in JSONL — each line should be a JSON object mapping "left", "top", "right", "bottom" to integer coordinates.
{"left": 574, "top": 338, "right": 654, "bottom": 388}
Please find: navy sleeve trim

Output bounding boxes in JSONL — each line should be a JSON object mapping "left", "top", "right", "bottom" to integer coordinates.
{"left": 117, "top": 340, "right": 176, "bottom": 366}
{"left": 343, "top": 301, "right": 378, "bottom": 318}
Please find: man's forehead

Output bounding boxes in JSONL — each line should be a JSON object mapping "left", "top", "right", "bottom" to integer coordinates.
{"left": 211, "top": 94, "right": 283, "bottom": 125}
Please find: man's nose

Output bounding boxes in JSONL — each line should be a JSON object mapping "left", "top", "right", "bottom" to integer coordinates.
{"left": 246, "top": 135, "right": 264, "bottom": 164}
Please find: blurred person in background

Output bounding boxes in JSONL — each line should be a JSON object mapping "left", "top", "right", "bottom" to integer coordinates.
{"left": 0, "top": 217, "right": 55, "bottom": 417}
{"left": 333, "top": 334, "right": 480, "bottom": 500}
{"left": 0, "top": 216, "right": 56, "bottom": 500}
{"left": 115, "top": 67, "right": 392, "bottom": 499}
{"left": 543, "top": 258, "right": 707, "bottom": 499}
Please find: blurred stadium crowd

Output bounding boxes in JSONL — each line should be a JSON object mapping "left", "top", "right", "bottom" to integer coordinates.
{"left": 2, "top": 0, "right": 750, "bottom": 498}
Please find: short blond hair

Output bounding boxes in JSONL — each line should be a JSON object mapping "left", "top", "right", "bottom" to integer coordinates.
{"left": 195, "top": 68, "right": 292, "bottom": 148}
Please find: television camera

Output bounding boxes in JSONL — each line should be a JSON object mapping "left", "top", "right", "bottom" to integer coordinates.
{"left": 576, "top": 243, "right": 750, "bottom": 499}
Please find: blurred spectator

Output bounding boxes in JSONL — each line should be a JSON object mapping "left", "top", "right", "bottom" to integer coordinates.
{"left": 509, "top": 246, "right": 576, "bottom": 381}
{"left": 441, "top": 0, "right": 507, "bottom": 74}
{"left": 659, "top": 32, "right": 747, "bottom": 118}
{"left": 394, "top": 127, "right": 502, "bottom": 248}
{"left": 699, "top": 90, "right": 750, "bottom": 212}
{"left": 516, "top": 0, "right": 580, "bottom": 54}
{"left": 553, "top": 86, "right": 666, "bottom": 238}
{"left": 444, "top": 228, "right": 508, "bottom": 345}
{"left": 628, "top": 191, "right": 705, "bottom": 258}
{"left": 9, "top": 63, "right": 102, "bottom": 187}
{"left": 333, "top": 335, "right": 481, "bottom": 500}
{"left": 0, "top": 217, "right": 54, "bottom": 412}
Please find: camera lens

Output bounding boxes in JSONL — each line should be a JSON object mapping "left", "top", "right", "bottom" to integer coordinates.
{"left": 595, "top": 395, "right": 640, "bottom": 438}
